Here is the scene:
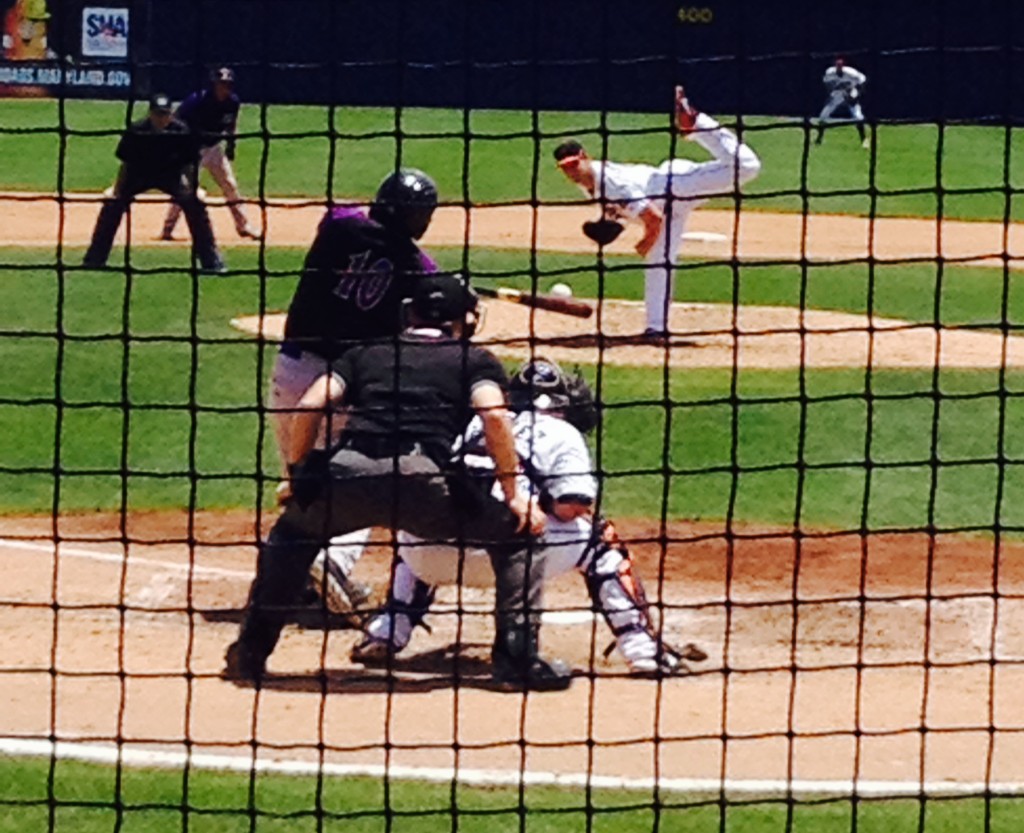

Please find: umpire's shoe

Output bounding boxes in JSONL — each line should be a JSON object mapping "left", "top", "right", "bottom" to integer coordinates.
{"left": 200, "top": 259, "right": 228, "bottom": 275}
{"left": 222, "top": 641, "right": 266, "bottom": 686}
{"left": 492, "top": 626, "right": 573, "bottom": 692}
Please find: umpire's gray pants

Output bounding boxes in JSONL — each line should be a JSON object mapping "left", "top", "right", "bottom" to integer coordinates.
{"left": 238, "top": 448, "right": 544, "bottom": 663}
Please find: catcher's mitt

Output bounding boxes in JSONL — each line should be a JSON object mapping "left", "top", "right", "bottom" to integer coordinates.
{"left": 582, "top": 218, "right": 624, "bottom": 246}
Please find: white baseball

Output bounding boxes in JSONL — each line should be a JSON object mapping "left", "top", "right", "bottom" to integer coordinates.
{"left": 549, "top": 283, "right": 573, "bottom": 298}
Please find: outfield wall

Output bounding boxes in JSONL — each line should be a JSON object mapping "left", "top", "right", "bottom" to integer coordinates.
{"left": 2, "top": 0, "right": 1023, "bottom": 121}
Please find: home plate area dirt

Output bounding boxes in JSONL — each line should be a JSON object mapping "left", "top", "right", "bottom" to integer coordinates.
{"left": 4, "top": 512, "right": 1024, "bottom": 789}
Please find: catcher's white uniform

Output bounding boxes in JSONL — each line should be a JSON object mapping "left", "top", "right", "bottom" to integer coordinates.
{"left": 359, "top": 409, "right": 695, "bottom": 674}
{"left": 583, "top": 113, "right": 760, "bottom": 332}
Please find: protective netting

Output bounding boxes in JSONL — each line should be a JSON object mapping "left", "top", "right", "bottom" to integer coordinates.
{"left": 2, "top": 0, "right": 1024, "bottom": 830}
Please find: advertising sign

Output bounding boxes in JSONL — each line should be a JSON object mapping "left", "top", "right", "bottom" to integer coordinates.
{"left": 81, "top": 6, "right": 128, "bottom": 58}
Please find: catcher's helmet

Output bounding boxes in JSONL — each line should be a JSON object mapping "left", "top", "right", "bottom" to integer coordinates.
{"left": 369, "top": 168, "right": 438, "bottom": 240}
{"left": 509, "top": 358, "right": 598, "bottom": 435}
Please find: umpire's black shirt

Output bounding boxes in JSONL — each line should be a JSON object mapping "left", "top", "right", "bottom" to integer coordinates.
{"left": 331, "top": 330, "right": 508, "bottom": 466}
{"left": 115, "top": 117, "right": 200, "bottom": 183}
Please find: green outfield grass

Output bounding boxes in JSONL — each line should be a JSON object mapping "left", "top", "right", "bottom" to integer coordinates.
{"left": 1, "top": 99, "right": 1022, "bottom": 221}
{"left": 3, "top": 245, "right": 1023, "bottom": 529}
{"left": 2, "top": 755, "right": 1023, "bottom": 833}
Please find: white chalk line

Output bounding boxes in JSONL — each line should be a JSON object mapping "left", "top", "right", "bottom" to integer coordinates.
{"left": 3, "top": 538, "right": 1012, "bottom": 641}
{"left": 0, "top": 536, "right": 594, "bottom": 623}
{"left": 2, "top": 736, "right": 1023, "bottom": 798}
{"left": 0, "top": 537, "right": 252, "bottom": 579}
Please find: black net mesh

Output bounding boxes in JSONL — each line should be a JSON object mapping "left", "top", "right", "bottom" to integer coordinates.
{"left": 1, "top": 0, "right": 1023, "bottom": 830}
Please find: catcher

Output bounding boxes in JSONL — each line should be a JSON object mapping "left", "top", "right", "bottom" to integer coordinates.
{"left": 554, "top": 85, "right": 761, "bottom": 342}
{"left": 351, "top": 358, "right": 708, "bottom": 677}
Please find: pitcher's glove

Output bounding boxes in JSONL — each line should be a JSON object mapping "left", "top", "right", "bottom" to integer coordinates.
{"left": 582, "top": 218, "right": 624, "bottom": 246}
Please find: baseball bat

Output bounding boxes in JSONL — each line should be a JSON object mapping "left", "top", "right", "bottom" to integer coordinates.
{"left": 476, "top": 286, "right": 594, "bottom": 319}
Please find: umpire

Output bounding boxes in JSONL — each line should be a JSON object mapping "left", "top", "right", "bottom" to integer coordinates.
{"left": 83, "top": 93, "right": 225, "bottom": 273}
{"left": 225, "top": 273, "right": 573, "bottom": 691}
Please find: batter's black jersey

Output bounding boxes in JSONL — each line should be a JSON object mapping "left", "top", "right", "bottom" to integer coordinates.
{"left": 283, "top": 207, "right": 439, "bottom": 360}
{"left": 115, "top": 117, "right": 200, "bottom": 182}
{"left": 332, "top": 332, "right": 509, "bottom": 464}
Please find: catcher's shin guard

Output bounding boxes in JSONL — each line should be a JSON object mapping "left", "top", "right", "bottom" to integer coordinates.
{"left": 583, "top": 520, "right": 707, "bottom": 676}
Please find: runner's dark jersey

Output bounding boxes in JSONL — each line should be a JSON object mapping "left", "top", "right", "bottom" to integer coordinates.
{"left": 175, "top": 88, "right": 241, "bottom": 147}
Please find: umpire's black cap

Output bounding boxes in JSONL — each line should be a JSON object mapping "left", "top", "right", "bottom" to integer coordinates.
{"left": 149, "top": 93, "right": 172, "bottom": 113}
{"left": 410, "top": 274, "right": 478, "bottom": 325}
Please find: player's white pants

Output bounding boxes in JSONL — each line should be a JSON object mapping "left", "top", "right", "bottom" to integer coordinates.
{"left": 818, "top": 92, "right": 864, "bottom": 124}
{"left": 163, "top": 144, "right": 254, "bottom": 237}
{"left": 643, "top": 113, "right": 761, "bottom": 332}
{"left": 365, "top": 517, "right": 666, "bottom": 670}
{"left": 269, "top": 349, "right": 369, "bottom": 577}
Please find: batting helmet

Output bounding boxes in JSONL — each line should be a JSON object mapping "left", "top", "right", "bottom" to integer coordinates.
{"left": 369, "top": 168, "right": 438, "bottom": 240}
{"left": 508, "top": 358, "right": 598, "bottom": 435}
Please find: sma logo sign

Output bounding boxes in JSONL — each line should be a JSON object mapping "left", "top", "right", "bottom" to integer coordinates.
{"left": 81, "top": 7, "right": 130, "bottom": 58}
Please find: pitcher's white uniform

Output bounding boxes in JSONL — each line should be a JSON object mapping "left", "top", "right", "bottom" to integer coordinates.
{"left": 361, "top": 409, "right": 681, "bottom": 673}
{"left": 582, "top": 113, "right": 760, "bottom": 332}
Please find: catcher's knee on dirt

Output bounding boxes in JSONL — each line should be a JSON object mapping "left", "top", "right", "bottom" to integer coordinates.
{"left": 583, "top": 519, "right": 706, "bottom": 676}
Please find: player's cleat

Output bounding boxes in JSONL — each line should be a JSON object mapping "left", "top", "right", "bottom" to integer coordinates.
{"left": 674, "top": 85, "right": 699, "bottom": 134}
{"left": 350, "top": 634, "right": 403, "bottom": 666}
{"left": 157, "top": 231, "right": 178, "bottom": 241}
{"left": 309, "top": 551, "right": 373, "bottom": 615}
{"left": 642, "top": 327, "right": 670, "bottom": 342}
{"left": 238, "top": 227, "right": 261, "bottom": 240}
{"left": 222, "top": 640, "right": 265, "bottom": 685}
{"left": 492, "top": 651, "right": 573, "bottom": 692}
{"left": 628, "top": 641, "right": 708, "bottom": 677}
{"left": 200, "top": 260, "right": 228, "bottom": 275}
{"left": 492, "top": 626, "right": 573, "bottom": 692}
{"left": 81, "top": 256, "right": 106, "bottom": 269}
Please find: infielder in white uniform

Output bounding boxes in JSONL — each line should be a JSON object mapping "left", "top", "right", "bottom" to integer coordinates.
{"left": 815, "top": 58, "right": 869, "bottom": 147}
{"left": 553, "top": 86, "right": 761, "bottom": 340}
{"left": 350, "top": 359, "right": 708, "bottom": 676}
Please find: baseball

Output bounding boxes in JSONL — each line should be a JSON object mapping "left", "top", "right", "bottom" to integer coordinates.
{"left": 549, "top": 283, "right": 573, "bottom": 298}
